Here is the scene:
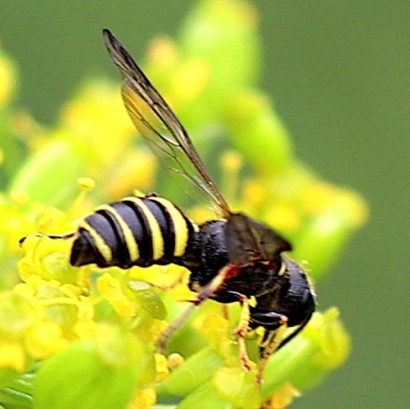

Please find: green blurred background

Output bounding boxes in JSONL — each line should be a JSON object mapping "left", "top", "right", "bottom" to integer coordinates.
{"left": 0, "top": 1, "right": 408, "bottom": 408}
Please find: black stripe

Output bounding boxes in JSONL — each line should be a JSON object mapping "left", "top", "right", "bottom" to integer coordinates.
{"left": 71, "top": 228, "right": 108, "bottom": 267}
{"left": 91, "top": 208, "right": 128, "bottom": 267}
{"left": 185, "top": 213, "right": 197, "bottom": 243}
{"left": 122, "top": 199, "right": 153, "bottom": 265}
{"left": 142, "top": 198, "right": 175, "bottom": 261}
{"left": 106, "top": 202, "right": 140, "bottom": 267}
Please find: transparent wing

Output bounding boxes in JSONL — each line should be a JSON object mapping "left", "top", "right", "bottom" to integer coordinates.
{"left": 103, "top": 29, "right": 231, "bottom": 217}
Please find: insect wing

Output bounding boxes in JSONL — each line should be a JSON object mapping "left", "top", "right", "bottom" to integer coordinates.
{"left": 121, "top": 85, "right": 216, "bottom": 208}
{"left": 103, "top": 29, "right": 231, "bottom": 217}
{"left": 225, "top": 213, "right": 292, "bottom": 266}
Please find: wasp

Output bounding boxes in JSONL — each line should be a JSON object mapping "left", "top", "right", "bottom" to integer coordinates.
{"left": 23, "top": 29, "right": 316, "bottom": 382}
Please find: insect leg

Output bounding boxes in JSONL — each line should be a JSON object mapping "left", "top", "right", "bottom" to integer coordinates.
{"left": 257, "top": 317, "right": 288, "bottom": 383}
{"left": 156, "top": 263, "right": 238, "bottom": 353}
{"left": 234, "top": 294, "right": 252, "bottom": 371}
{"left": 276, "top": 316, "right": 313, "bottom": 351}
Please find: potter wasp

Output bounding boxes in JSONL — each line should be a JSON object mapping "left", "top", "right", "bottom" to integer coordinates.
{"left": 23, "top": 29, "right": 316, "bottom": 382}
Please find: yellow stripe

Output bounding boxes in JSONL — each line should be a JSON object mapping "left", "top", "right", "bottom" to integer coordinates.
{"left": 125, "top": 197, "right": 164, "bottom": 260}
{"left": 98, "top": 205, "right": 140, "bottom": 263}
{"left": 149, "top": 197, "right": 192, "bottom": 257}
{"left": 79, "top": 220, "right": 113, "bottom": 263}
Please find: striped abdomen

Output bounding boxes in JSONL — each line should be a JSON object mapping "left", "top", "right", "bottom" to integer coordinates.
{"left": 71, "top": 195, "right": 199, "bottom": 269}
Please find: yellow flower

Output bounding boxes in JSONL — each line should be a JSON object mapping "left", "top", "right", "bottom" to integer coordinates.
{"left": 127, "top": 387, "right": 157, "bottom": 409}
{"left": 0, "top": 341, "right": 26, "bottom": 372}
{"left": 0, "top": 48, "right": 17, "bottom": 107}
{"left": 25, "top": 321, "right": 69, "bottom": 359}
{"left": 97, "top": 273, "right": 135, "bottom": 318}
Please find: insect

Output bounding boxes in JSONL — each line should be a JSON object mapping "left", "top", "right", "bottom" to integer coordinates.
{"left": 23, "top": 29, "right": 316, "bottom": 382}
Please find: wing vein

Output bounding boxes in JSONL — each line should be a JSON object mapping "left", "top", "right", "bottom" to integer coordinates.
{"left": 103, "top": 29, "right": 231, "bottom": 217}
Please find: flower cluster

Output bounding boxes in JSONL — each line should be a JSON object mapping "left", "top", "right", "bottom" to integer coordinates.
{"left": 0, "top": 0, "right": 367, "bottom": 408}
